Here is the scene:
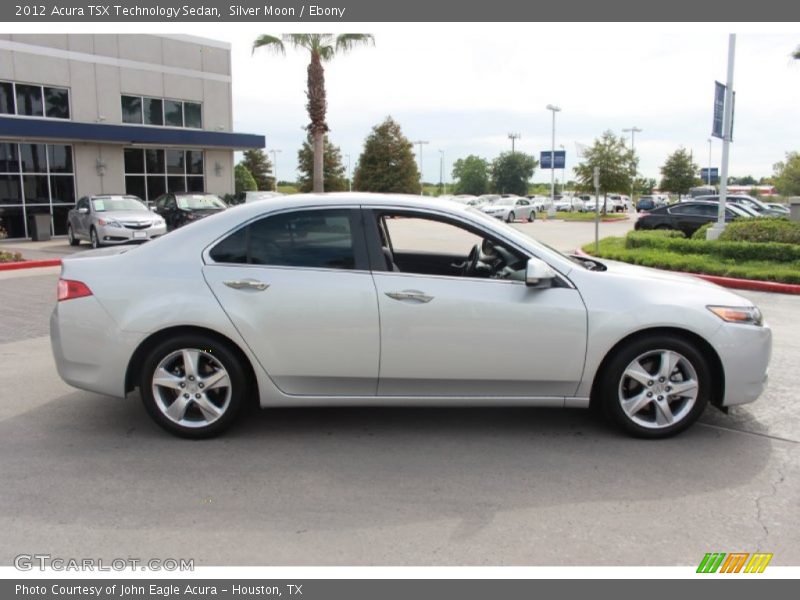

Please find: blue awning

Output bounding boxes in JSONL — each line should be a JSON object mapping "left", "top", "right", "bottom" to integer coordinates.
{"left": 0, "top": 116, "right": 264, "bottom": 150}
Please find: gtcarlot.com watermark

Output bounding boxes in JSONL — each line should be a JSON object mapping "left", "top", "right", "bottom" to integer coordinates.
{"left": 14, "top": 554, "right": 194, "bottom": 572}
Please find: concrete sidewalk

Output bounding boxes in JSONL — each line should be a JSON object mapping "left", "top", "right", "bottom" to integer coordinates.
{"left": 0, "top": 238, "right": 83, "bottom": 261}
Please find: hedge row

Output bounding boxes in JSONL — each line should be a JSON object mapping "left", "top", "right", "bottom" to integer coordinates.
{"left": 0, "top": 251, "right": 23, "bottom": 263}
{"left": 626, "top": 230, "right": 800, "bottom": 262}
{"left": 583, "top": 237, "right": 800, "bottom": 284}
{"left": 692, "top": 217, "right": 800, "bottom": 244}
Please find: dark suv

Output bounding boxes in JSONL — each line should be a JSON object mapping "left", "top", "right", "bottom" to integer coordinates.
{"left": 153, "top": 192, "right": 228, "bottom": 231}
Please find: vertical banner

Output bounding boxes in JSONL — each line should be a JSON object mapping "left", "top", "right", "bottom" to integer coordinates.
{"left": 712, "top": 81, "right": 725, "bottom": 139}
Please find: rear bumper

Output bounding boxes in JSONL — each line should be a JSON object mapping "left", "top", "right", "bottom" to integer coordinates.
{"left": 50, "top": 297, "right": 141, "bottom": 398}
{"left": 712, "top": 322, "right": 772, "bottom": 407}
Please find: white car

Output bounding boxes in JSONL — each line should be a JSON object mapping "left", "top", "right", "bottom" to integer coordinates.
{"left": 50, "top": 193, "right": 771, "bottom": 439}
{"left": 480, "top": 197, "right": 536, "bottom": 222}
{"left": 67, "top": 195, "right": 167, "bottom": 249}
{"left": 527, "top": 196, "right": 553, "bottom": 212}
{"left": 554, "top": 196, "right": 586, "bottom": 212}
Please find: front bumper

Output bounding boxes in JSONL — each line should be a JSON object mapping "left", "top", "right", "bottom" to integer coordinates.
{"left": 96, "top": 223, "right": 167, "bottom": 244}
{"left": 712, "top": 321, "right": 772, "bottom": 406}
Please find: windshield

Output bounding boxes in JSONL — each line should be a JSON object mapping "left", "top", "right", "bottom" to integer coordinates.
{"left": 92, "top": 196, "right": 147, "bottom": 212}
{"left": 176, "top": 194, "right": 226, "bottom": 210}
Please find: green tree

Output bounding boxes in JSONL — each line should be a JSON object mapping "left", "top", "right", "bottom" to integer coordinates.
{"left": 234, "top": 163, "right": 257, "bottom": 194}
{"left": 353, "top": 116, "right": 420, "bottom": 194}
{"left": 634, "top": 177, "right": 657, "bottom": 195}
{"left": 773, "top": 151, "right": 800, "bottom": 196}
{"left": 452, "top": 155, "right": 490, "bottom": 195}
{"left": 252, "top": 34, "right": 374, "bottom": 193}
{"left": 659, "top": 147, "right": 700, "bottom": 197}
{"left": 240, "top": 149, "right": 274, "bottom": 191}
{"left": 573, "top": 131, "right": 636, "bottom": 212}
{"left": 297, "top": 134, "right": 348, "bottom": 193}
{"left": 490, "top": 152, "right": 537, "bottom": 196}
{"left": 730, "top": 175, "right": 757, "bottom": 186}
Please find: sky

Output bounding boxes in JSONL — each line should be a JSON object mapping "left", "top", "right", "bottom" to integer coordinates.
{"left": 26, "top": 22, "right": 800, "bottom": 186}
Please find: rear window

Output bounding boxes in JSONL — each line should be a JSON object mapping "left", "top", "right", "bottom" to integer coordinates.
{"left": 209, "top": 208, "right": 361, "bottom": 270}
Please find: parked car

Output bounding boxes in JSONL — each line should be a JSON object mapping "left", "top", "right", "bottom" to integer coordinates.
{"left": 605, "top": 194, "right": 631, "bottom": 212}
{"left": 480, "top": 196, "right": 536, "bottom": 222}
{"left": 634, "top": 201, "right": 750, "bottom": 237}
{"left": 153, "top": 192, "right": 228, "bottom": 231}
{"left": 695, "top": 194, "right": 786, "bottom": 217}
{"left": 765, "top": 203, "right": 790, "bottom": 215}
{"left": 67, "top": 195, "right": 167, "bottom": 249}
{"left": 554, "top": 196, "right": 586, "bottom": 212}
{"left": 475, "top": 194, "right": 501, "bottom": 207}
{"left": 51, "top": 193, "right": 771, "bottom": 440}
{"left": 577, "top": 194, "right": 598, "bottom": 211}
{"left": 636, "top": 196, "right": 656, "bottom": 212}
{"left": 526, "top": 195, "right": 553, "bottom": 212}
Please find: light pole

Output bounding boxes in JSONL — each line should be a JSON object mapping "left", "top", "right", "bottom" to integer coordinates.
{"left": 268, "top": 149, "right": 281, "bottom": 192}
{"left": 707, "top": 138, "right": 712, "bottom": 186}
{"left": 622, "top": 127, "right": 642, "bottom": 210}
{"left": 413, "top": 140, "right": 428, "bottom": 195}
{"left": 345, "top": 153, "right": 352, "bottom": 192}
{"left": 708, "top": 34, "right": 736, "bottom": 240}
{"left": 546, "top": 104, "right": 560, "bottom": 217}
{"left": 559, "top": 144, "right": 566, "bottom": 193}
{"left": 439, "top": 150, "right": 445, "bottom": 196}
{"left": 508, "top": 132, "right": 521, "bottom": 153}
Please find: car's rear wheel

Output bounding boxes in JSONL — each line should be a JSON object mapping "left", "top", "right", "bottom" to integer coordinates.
{"left": 507, "top": 211, "right": 515, "bottom": 223}
{"left": 90, "top": 227, "right": 100, "bottom": 249}
{"left": 599, "top": 335, "right": 711, "bottom": 438}
{"left": 139, "top": 334, "right": 248, "bottom": 438}
{"left": 67, "top": 224, "right": 80, "bottom": 246}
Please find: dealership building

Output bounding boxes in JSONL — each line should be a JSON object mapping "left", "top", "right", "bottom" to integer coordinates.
{"left": 0, "top": 33, "right": 264, "bottom": 239}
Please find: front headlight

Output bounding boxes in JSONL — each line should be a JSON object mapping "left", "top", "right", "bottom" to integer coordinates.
{"left": 708, "top": 305, "right": 763, "bottom": 326}
{"left": 97, "top": 218, "right": 121, "bottom": 228}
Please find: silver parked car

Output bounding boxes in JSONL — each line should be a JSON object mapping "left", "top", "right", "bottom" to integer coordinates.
{"left": 50, "top": 193, "right": 771, "bottom": 439}
{"left": 67, "top": 195, "right": 167, "bottom": 249}
{"left": 480, "top": 196, "right": 536, "bottom": 222}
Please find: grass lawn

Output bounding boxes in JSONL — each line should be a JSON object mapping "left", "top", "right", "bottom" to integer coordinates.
{"left": 553, "top": 211, "right": 629, "bottom": 222}
{"left": 583, "top": 236, "right": 800, "bottom": 284}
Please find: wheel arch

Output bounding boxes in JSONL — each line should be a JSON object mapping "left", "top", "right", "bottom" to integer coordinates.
{"left": 589, "top": 326, "right": 725, "bottom": 409}
{"left": 125, "top": 325, "right": 260, "bottom": 402}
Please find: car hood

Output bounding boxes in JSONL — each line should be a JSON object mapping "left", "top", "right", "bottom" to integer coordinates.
{"left": 94, "top": 210, "right": 157, "bottom": 222}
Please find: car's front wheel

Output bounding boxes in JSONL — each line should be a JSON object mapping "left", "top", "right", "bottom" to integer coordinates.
{"left": 527, "top": 211, "right": 536, "bottom": 222}
{"left": 139, "top": 334, "right": 248, "bottom": 438}
{"left": 90, "top": 227, "right": 100, "bottom": 249}
{"left": 506, "top": 211, "right": 515, "bottom": 223}
{"left": 67, "top": 224, "right": 80, "bottom": 246}
{"left": 599, "top": 335, "right": 711, "bottom": 438}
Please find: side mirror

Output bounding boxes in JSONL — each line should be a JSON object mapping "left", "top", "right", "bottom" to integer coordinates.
{"left": 525, "top": 257, "right": 556, "bottom": 289}
{"left": 78, "top": 207, "right": 88, "bottom": 214}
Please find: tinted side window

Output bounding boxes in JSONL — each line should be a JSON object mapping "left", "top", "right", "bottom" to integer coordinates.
{"left": 210, "top": 209, "right": 359, "bottom": 270}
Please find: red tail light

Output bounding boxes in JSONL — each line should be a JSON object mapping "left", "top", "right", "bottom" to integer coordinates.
{"left": 57, "top": 279, "right": 93, "bottom": 302}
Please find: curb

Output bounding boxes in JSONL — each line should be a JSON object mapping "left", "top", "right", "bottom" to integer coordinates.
{"left": 0, "top": 259, "right": 62, "bottom": 271}
{"left": 573, "top": 248, "right": 800, "bottom": 295}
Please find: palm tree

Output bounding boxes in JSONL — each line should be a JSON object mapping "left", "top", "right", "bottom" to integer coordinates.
{"left": 253, "top": 34, "right": 374, "bottom": 193}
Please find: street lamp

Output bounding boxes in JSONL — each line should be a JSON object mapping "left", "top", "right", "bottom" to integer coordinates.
{"left": 546, "top": 104, "right": 561, "bottom": 217}
{"left": 413, "top": 140, "right": 429, "bottom": 195}
{"left": 439, "top": 150, "right": 445, "bottom": 195}
{"left": 622, "top": 127, "right": 642, "bottom": 209}
{"left": 345, "top": 153, "right": 352, "bottom": 192}
{"left": 268, "top": 148, "right": 281, "bottom": 192}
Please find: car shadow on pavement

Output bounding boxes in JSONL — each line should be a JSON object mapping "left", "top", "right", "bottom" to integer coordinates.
{"left": 0, "top": 390, "right": 774, "bottom": 551}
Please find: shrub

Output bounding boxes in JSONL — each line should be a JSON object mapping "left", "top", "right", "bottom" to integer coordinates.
{"left": 0, "top": 251, "right": 23, "bottom": 263}
{"left": 692, "top": 223, "right": 713, "bottom": 239}
{"left": 624, "top": 230, "right": 800, "bottom": 262}
{"left": 718, "top": 217, "right": 800, "bottom": 245}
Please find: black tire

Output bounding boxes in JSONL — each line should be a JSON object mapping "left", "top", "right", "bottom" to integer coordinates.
{"left": 598, "top": 334, "right": 711, "bottom": 439}
{"left": 507, "top": 211, "right": 515, "bottom": 223}
{"left": 139, "top": 334, "right": 248, "bottom": 438}
{"left": 90, "top": 227, "right": 100, "bottom": 249}
{"left": 67, "top": 224, "right": 80, "bottom": 246}
{"left": 527, "top": 211, "right": 536, "bottom": 222}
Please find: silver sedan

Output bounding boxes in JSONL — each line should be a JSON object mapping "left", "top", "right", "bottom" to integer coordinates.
{"left": 67, "top": 195, "right": 167, "bottom": 249}
{"left": 50, "top": 193, "right": 771, "bottom": 439}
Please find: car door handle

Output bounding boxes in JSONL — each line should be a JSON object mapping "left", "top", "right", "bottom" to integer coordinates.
{"left": 385, "top": 290, "right": 434, "bottom": 303}
{"left": 224, "top": 279, "right": 269, "bottom": 291}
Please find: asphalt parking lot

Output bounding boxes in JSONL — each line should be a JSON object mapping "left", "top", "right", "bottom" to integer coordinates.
{"left": 0, "top": 220, "right": 798, "bottom": 566}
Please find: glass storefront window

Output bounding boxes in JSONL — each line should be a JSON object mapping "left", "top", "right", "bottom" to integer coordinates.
{"left": 124, "top": 147, "right": 205, "bottom": 202}
{"left": 184, "top": 102, "right": 202, "bottom": 128}
{"left": 0, "top": 82, "right": 14, "bottom": 114}
{"left": 1, "top": 81, "right": 70, "bottom": 120}
{"left": 44, "top": 87, "right": 70, "bottom": 119}
{"left": 121, "top": 95, "right": 143, "bottom": 124}
{"left": 15, "top": 84, "right": 44, "bottom": 117}
{"left": 19, "top": 144, "right": 48, "bottom": 173}
{"left": 143, "top": 97, "right": 164, "bottom": 126}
